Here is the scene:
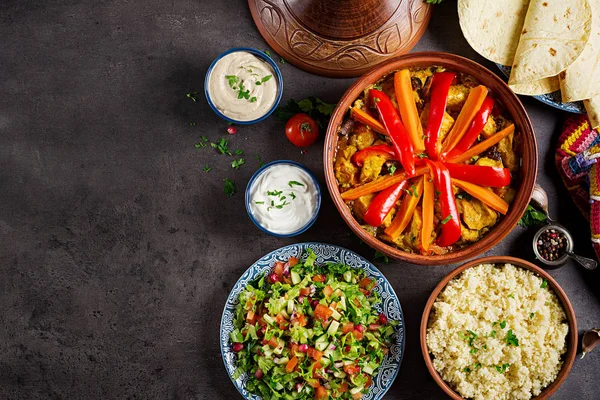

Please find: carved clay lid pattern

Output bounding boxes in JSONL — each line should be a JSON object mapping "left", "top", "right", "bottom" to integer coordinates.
{"left": 248, "top": 0, "right": 432, "bottom": 77}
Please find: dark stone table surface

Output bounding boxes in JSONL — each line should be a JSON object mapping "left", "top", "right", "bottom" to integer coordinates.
{"left": 1, "top": 1, "right": 598, "bottom": 399}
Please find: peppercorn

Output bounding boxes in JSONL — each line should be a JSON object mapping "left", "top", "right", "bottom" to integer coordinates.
{"left": 537, "top": 229, "right": 567, "bottom": 261}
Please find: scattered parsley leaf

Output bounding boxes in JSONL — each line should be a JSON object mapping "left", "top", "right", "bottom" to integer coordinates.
{"left": 374, "top": 251, "right": 390, "bottom": 264}
{"left": 231, "top": 158, "right": 245, "bottom": 169}
{"left": 203, "top": 164, "right": 211, "bottom": 173}
{"left": 235, "top": 149, "right": 244, "bottom": 155}
{"left": 254, "top": 201, "right": 265, "bottom": 205}
{"left": 225, "top": 75, "right": 239, "bottom": 88}
{"left": 475, "top": 363, "right": 482, "bottom": 370}
{"left": 499, "top": 320, "right": 507, "bottom": 329}
{"left": 189, "top": 122, "right": 196, "bottom": 126}
{"left": 267, "top": 190, "right": 283, "bottom": 196}
{"left": 264, "top": 50, "right": 272, "bottom": 58}
{"left": 530, "top": 312, "right": 535, "bottom": 319}
{"left": 490, "top": 330, "right": 497, "bottom": 338}
{"left": 250, "top": 96, "right": 257, "bottom": 103}
{"left": 257, "top": 155, "right": 265, "bottom": 167}
{"left": 508, "top": 294, "right": 515, "bottom": 299}
{"left": 388, "top": 163, "right": 397, "bottom": 175}
{"left": 274, "top": 97, "right": 336, "bottom": 128}
{"left": 417, "top": 153, "right": 427, "bottom": 159}
{"left": 518, "top": 204, "right": 547, "bottom": 227}
{"left": 463, "top": 367, "right": 471, "bottom": 373}
{"left": 505, "top": 329, "right": 519, "bottom": 346}
{"left": 223, "top": 178, "right": 236, "bottom": 196}
{"left": 540, "top": 279, "right": 548, "bottom": 289}
{"left": 186, "top": 91, "right": 199, "bottom": 102}
{"left": 288, "top": 180, "right": 305, "bottom": 188}
{"left": 495, "top": 363, "right": 510, "bottom": 373}
{"left": 280, "top": 58, "right": 286, "bottom": 64}
{"left": 212, "top": 138, "right": 232, "bottom": 155}
{"left": 290, "top": 192, "right": 296, "bottom": 200}
{"left": 372, "top": 84, "right": 383, "bottom": 91}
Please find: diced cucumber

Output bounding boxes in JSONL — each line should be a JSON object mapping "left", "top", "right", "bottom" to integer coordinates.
{"left": 339, "top": 296, "right": 347, "bottom": 311}
{"left": 333, "top": 371, "right": 347, "bottom": 379}
{"left": 291, "top": 270, "right": 301, "bottom": 285}
{"left": 315, "top": 340, "right": 329, "bottom": 352}
{"left": 350, "top": 385, "right": 364, "bottom": 395}
{"left": 333, "top": 289, "right": 343, "bottom": 298}
{"left": 316, "top": 333, "right": 328, "bottom": 343}
{"left": 330, "top": 307, "right": 342, "bottom": 321}
{"left": 280, "top": 309, "right": 289, "bottom": 319}
{"left": 287, "top": 299, "right": 294, "bottom": 315}
{"left": 273, "top": 339, "right": 285, "bottom": 355}
{"left": 274, "top": 356, "right": 289, "bottom": 365}
{"left": 343, "top": 271, "right": 352, "bottom": 282}
{"left": 363, "top": 365, "right": 374, "bottom": 375}
{"left": 263, "top": 314, "right": 275, "bottom": 325}
{"left": 327, "top": 320, "right": 340, "bottom": 335}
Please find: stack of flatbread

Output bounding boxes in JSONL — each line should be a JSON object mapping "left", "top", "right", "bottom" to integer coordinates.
{"left": 458, "top": 0, "right": 600, "bottom": 128}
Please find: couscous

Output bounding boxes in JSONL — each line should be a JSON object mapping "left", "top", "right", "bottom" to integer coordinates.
{"left": 426, "top": 263, "right": 568, "bottom": 400}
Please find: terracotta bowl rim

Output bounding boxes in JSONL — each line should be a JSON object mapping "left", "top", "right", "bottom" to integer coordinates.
{"left": 419, "top": 255, "right": 578, "bottom": 400}
{"left": 323, "top": 51, "right": 538, "bottom": 265}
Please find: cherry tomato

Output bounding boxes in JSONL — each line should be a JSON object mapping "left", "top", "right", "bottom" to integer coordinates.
{"left": 285, "top": 113, "right": 319, "bottom": 147}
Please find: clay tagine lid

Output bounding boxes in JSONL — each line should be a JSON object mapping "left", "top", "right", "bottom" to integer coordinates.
{"left": 248, "top": 0, "right": 432, "bottom": 78}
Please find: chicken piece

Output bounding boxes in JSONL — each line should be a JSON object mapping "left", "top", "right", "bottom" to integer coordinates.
{"left": 420, "top": 105, "right": 455, "bottom": 144}
{"left": 359, "top": 154, "right": 387, "bottom": 183}
{"left": 349, "top": 124, "right": 376, "bottom": 150}
{"left": 460, "top": 223, "right": 481, "bottom": 243}
{"left": 481, "top": 116, "right": 497, "bottom": 138}
{"left": 502, "top": 187, "right": 516, "bottom": 204}
{"left": 475, "top": 156, "right": 503, "bottom": 169}
{"left": 447, "top": 85, "right": 470, "bottom": 108}
{"left": 353, "top": 194, "right": 376, "bottom": 221}
{"left": 458, "top": 198, "right": 497, "bottom": 230}
{"left": 383, "top": 207, "right": 422, "bottom": 252}
{"left": 334, "top": 141, "right": 358, "bottom": 187}
{"left": 498, "top": 132, "right": 518, "bottom": 171}
{"left": 381, "top": 208, "right": 396, "bottom": 229}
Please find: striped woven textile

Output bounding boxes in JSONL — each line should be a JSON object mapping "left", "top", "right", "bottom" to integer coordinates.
{"left": 555, "top": 115, "right": 600, "bottom": 259}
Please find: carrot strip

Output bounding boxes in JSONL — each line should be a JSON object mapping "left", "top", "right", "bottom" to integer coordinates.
{"left": 421, "top": 174, "right": 434, "bottom": 252}
{"left": 340, "top": 166, "right": 428, "bottom": 201}
{"left": 441, "top": 85, "right": 488, "bottom": 153}
{"left": 385, "top": 177, "right": 424, "bottom": 240}
{"left": 446, "top": 124, "right": 514, "bottom": 164}
{"left": 395, "top": 70, "right": 425, "bottom": 152}
{"left": 452, "top": 178, "right": 509, "bottom": 214}
{"left": 350, "top": 107, "right": 387, "bottom": 135}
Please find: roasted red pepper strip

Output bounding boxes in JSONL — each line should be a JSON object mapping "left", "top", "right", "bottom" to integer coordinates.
{"left": 424, "top": 160, "right": 461, "bottom": 247}
{"left": 424, "top": 72, "right": 456, "bottom": 160}
{"left": 370, "top": 90, "right": 416, "bottom": 175}
{"left": 351, "top": 144, "right": 397, "bottom": 167}
{"left": 443, "top": 163, "right": 511, "bottom": 187}
{"left": 363, "top": 180, "right": 409, "bottom": 227}
{"left": 444, "top": 96, "right": 495, "bottom": 160}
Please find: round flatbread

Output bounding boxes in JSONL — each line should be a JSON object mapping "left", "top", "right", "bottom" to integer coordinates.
{"left": 585, "top": 97, "right": 600, "bottom": 129}
{"left": 560, "top": 0, "right": 600, "bottom": 102}
{"left": 509, "top": 0, "right": 592, "bottom": 91}
{"left": 509, "top": 76, "right": 560, "bottom": 96}
{"left": 458, "top": 0, "right": 531, "bottom": 65}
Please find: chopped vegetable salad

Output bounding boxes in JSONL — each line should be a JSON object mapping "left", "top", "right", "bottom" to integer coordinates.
{"left": 229, "top": 250, "right": 397, "bottom": 399}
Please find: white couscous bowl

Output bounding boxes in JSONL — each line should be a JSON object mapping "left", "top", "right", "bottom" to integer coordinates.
{"left": 420, "top": 256, "right": 577, "bottom": 400}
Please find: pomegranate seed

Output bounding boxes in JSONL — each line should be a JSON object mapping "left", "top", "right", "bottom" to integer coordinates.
{"left": 232, "top": 343, "right": 244, "bottom": 352}
{"left": 269, "top": 273, "right": 279, "bottom": 283}
{"left": 355, "top": 325, "right": 364, "bottom": 333}
{"left": 298, "top": 344, "right": 309, "bottom": 353}
{"left": 227, "top": 126, "right": 237, "bottom": 135}
{"left": 262, "top": 339, "right": 268, "bottom": 345}
{"left": 379, "top": 313, "right": 388, "bottom": 325}
{"left": 344, "top": 345, "right": 351, "bottom": 352}
{"left": 255, "top": 368, "right": 264, "bottom": 379}
{"left": 310, "top": 299, "right": 319, "bottom": 308}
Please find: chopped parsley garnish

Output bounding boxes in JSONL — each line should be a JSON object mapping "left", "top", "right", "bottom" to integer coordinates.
{"left": 417, "top": 153, "right": 427, "bottom": 159}
{"left": 372, "top": 84, "right": 383, "bottom": 91}
{"left": 195, "top": 135, "right": 209, "bottom": 148}
{"left": 254, "top": 201, "right": 264, "bottom": 205}
{"left": 189, "top": 122, "right": 196, "bottom": 126}
{"left": 211, "top": 138, "right": 232, "bottom": 155}
{"left": 280, "top": 58, "right": 286, "bottom": 64}
{"left": 250, "top": 97, "right": 257, "bottom": 103}
{"left": 257, "top": 155, "right": 265, "bottom": 167}
{"left": 508, "top": 294, "right": 515, "bottom": 299}
{"left": 223, "top": 178, "right": 236, "bottom": 197}
{"left": 540, "top": 279, "right": 548, "bottom": 289}
{"left": 388, "top": 163, "right": 397, "bottom": 175}
{"left": 518, "top": 204, "right": 547, "bottom": 227}
{"left": 231, "top": 158, "right": 245, "bottom": 169}
{"left": 495, "top": 363, "right": 510, "bottom": 373}
{"left": 441, "top": 215, "right": 452, "bottom": 225}
{"left": 267, "top": 190, "right": 283, "bottom": 196}
{"left": 463, "top": 367, "right": 471, "bottom": 373}
{"left": 499, "top": 320, "right": 507, "bottom": 329}
{"left": 235, "top": 149, "right": 244, "bottom": 155}
{"left": 255, "top": 74, "right": 273, "bottom": 86}
{"left": 530, "top": 312, "right": 535, "bottom": 319}
{"left": 203, "top": 164, "right": 211, "bottom": 173}
{"left": 186, "top": 91, "right": 199, "bottom": 102}
{"left": 290, "top": 192, "right": 296, "bottom": 200}
{"left": 288, "top": 180, "right": 305, "bottom": 188}
{"left": 505, "top": 329, "right": 519, "bottom": 346}
{"left": 490, "top": 330, "right": 497, "bottom": 338}
{"left": 236, "top": 82, "right": 251, "bottom": 100}
{"left": 225, "top": 75, "right": 239, "bottom": 88}
{"left": 264, "top": 50, "right": 272, "bottom": 58}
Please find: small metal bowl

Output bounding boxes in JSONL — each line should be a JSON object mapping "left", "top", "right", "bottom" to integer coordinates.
{"left": 533, "top": 224, "right": 573, "bottom": 267}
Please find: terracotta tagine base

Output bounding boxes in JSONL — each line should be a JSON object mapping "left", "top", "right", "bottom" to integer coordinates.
{"left": 248, "top": 0, "right": 432, "bottom": 78}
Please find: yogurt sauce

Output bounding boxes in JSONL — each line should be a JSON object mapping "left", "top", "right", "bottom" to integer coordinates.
{"left": 207, "top": 51, "right": 278, "bottom": 121}
{"left": 249, "top": 164, "right": 319, "bottom": 234}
